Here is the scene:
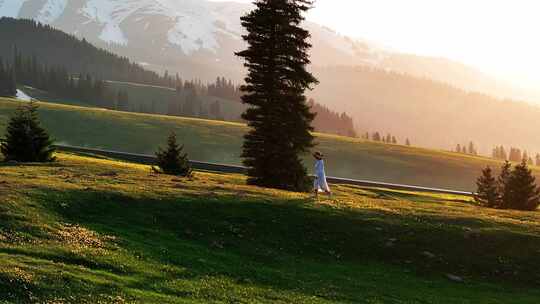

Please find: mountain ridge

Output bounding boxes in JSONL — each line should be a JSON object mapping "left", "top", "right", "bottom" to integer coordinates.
{"left": 1, "top": 0, "right": 537, "bottom": 104}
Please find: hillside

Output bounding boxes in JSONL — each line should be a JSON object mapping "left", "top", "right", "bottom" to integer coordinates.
{"left": 0, "top": 18, "right": 166, "bottom": 86}
{"left": 0, "top": 152, "right": 539, "bottom": 303}
{"left": 21, "top": 81, "right": 247, "bottom": 122}
{"left": 2, "top": 17, "right": 539, "bottom": 154}
{"left": 0, "top": 18, "right": 356, "bottom": 135}
{"left": 311, "top": 66, "right": 540, "bottom": 155}
{"left": 0, "top": 97, "right": 526, "bottom": 192}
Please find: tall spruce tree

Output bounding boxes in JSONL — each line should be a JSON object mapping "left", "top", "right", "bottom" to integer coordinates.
{"left": 474, "top": 166, "right": 499, "bottom": 208}
{"left": 1, "top": 102, "right": 55, "bottom": 162}
{"left": 235, "top": 0, "right": 318, "bottom": 191}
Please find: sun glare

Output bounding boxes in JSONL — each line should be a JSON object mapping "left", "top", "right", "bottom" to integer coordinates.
{"left": 213, "top": 0, "right": 540, "bottom": 89}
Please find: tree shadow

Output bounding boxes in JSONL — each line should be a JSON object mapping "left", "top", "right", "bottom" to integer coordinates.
{"left": 17, "top": 186, "right": 540, "bottom": 300}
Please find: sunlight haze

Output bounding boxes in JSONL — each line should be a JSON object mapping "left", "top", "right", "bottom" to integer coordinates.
{"left": 212, "top": 0, "right": 540, "bottom": 90}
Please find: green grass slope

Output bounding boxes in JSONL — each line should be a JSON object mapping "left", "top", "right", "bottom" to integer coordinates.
{"left": 0, "top": 97, "right": 516, "bottom": 191}
{"left": 0, "top": 153, "right": 539, "bottom": 303}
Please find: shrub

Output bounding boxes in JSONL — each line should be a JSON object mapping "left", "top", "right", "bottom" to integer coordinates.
{"left": 153, "top": 132, "right": 192, "bottom": 177}
{"left": 1, "top": 102, "right": 55, "bottom": 162}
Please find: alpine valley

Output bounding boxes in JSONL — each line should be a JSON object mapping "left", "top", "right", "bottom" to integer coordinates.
{"left": 2, "top": 0, "right": 540, "bottom": 153}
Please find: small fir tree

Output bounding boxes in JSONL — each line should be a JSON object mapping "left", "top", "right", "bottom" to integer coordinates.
{"left": 153, "top": 132, "right": 192, "bottom": 177}
{"left": 1, "top": 102, "right": 55, "bottom": 162}
{"left": 502, "top": 160, "right": 540, "bottom": 211}
{"left": 474, "top": 166, "right": 499, "bottom": 208}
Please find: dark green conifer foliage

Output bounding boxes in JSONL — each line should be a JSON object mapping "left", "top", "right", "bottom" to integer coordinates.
{"left": 0, "top": 58, "right": 17, "bottom": 97}
{"left": 154, "top": 132, "right": 192, "bottom": 177}
{"left": 498, "top": 160, "right": 512, "bottom": 207}
{"left": 7, "top": 67, "right": 17, "bottom": 97}
{"left": 1, "top": 102, "right": 55, "bottom": 162}
{"left": 474, "top": 166, "right": 499, "bottom": 208}
{"left": 235, "top": 0, "right": 318, "bottom": 191}
{"left": 502, "top": 160, "right": 540, "bottom": 211}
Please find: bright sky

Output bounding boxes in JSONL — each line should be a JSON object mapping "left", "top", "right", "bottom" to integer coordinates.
{"left": 212, "top": 0, "right": 540, "bottom": 89}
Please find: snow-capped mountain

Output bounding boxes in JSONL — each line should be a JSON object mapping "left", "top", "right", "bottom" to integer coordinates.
{"left": 0, "top": 0, "right": 387, "bottom": 77}
{"left": 1, "top": 0, "right": 537, "bottom": 102}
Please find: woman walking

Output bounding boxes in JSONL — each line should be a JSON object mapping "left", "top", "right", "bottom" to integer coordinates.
{"left": 313, "top": 151, "right": 331, "bottom": 198}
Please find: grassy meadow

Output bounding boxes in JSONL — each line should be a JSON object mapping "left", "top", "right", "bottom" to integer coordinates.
{"left": 0, "top": 153, "right": 539, "bottom": 303}
{"left": 0, "top": 97, "right": 519, "bottom": 192}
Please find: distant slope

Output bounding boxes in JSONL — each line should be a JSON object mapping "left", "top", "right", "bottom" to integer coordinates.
{"left": 311, "top": 66, "right": 540, "bottom": 155}
{"left": 104, "top": 80, "right": 245, "bottom": 122}
{"left": 0, "top": 97, "right": 524, "bottom": 191}
{"left": 0, "top": 17, "right": 166, "bottom": 86}
{"left": 3, "top": 17, "right": 540, "bottom": 156}
{"left": 22, "top": 81, "right": 246, "bottom": 122}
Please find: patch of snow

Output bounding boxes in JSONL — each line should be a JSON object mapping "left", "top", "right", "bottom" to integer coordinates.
{"left": 36, "top": 0, "right": 67, "bottom": 23}
{"left": 80, "top": 0, "right": 148, "bottom": 45}
{"left": 4, "top": 0, "right": 381, "bottom": 62}
{"left": 0, "top": 0, "right": 29, "bottom": 18}
{"left": 167, "top": 13, "right": 219, "bottom": 54}
{"left": 16, "top": 89, "right": 32, "bottom": 101}
{"left": 100, "top": 23, "right": 128, "bottom": 45}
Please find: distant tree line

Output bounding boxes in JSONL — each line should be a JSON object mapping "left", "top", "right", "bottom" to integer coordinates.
{"left": 0, "top": 58, "right": 16, "bottom": 97}
{"left": 360, "top": 131, "right": 411, "bottom": 146}
{"left": 308, "top": 99, "right": 357, "bottom": 137}
{"left": 0, "top": 18, "right": 168, "bottom": 86}
{"left": 455, "top": 142, "right": 478, "bottom": 156}
{"left": 208, "top": 77, "right": 243, "bottom": 101}
{"left": 0, "top": 17, "right": 362, "bottom": 138}
{"left": 492, "top": 145, "right": 538, "bottom": 166}
{"left": 2, "top": 53, "right": 117, "bottom": 108}
{"left": 166, "top": 81, "right": 225, "bottom": 121}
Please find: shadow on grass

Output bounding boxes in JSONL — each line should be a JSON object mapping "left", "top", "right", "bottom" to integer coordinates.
{"left": 0, "top": 184, "right": 535, "bottom": 303}
{"left": 24, "top": 187, "right": 540, "bottom": 286}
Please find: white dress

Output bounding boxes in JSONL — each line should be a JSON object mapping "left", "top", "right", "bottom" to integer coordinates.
{"left": 314, "top": 159, "right": 330, "bottom": 192}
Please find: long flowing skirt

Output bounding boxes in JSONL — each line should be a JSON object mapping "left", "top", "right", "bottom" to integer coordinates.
{"left": 314, "top": 174, "right": 330, "bottom": 192}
